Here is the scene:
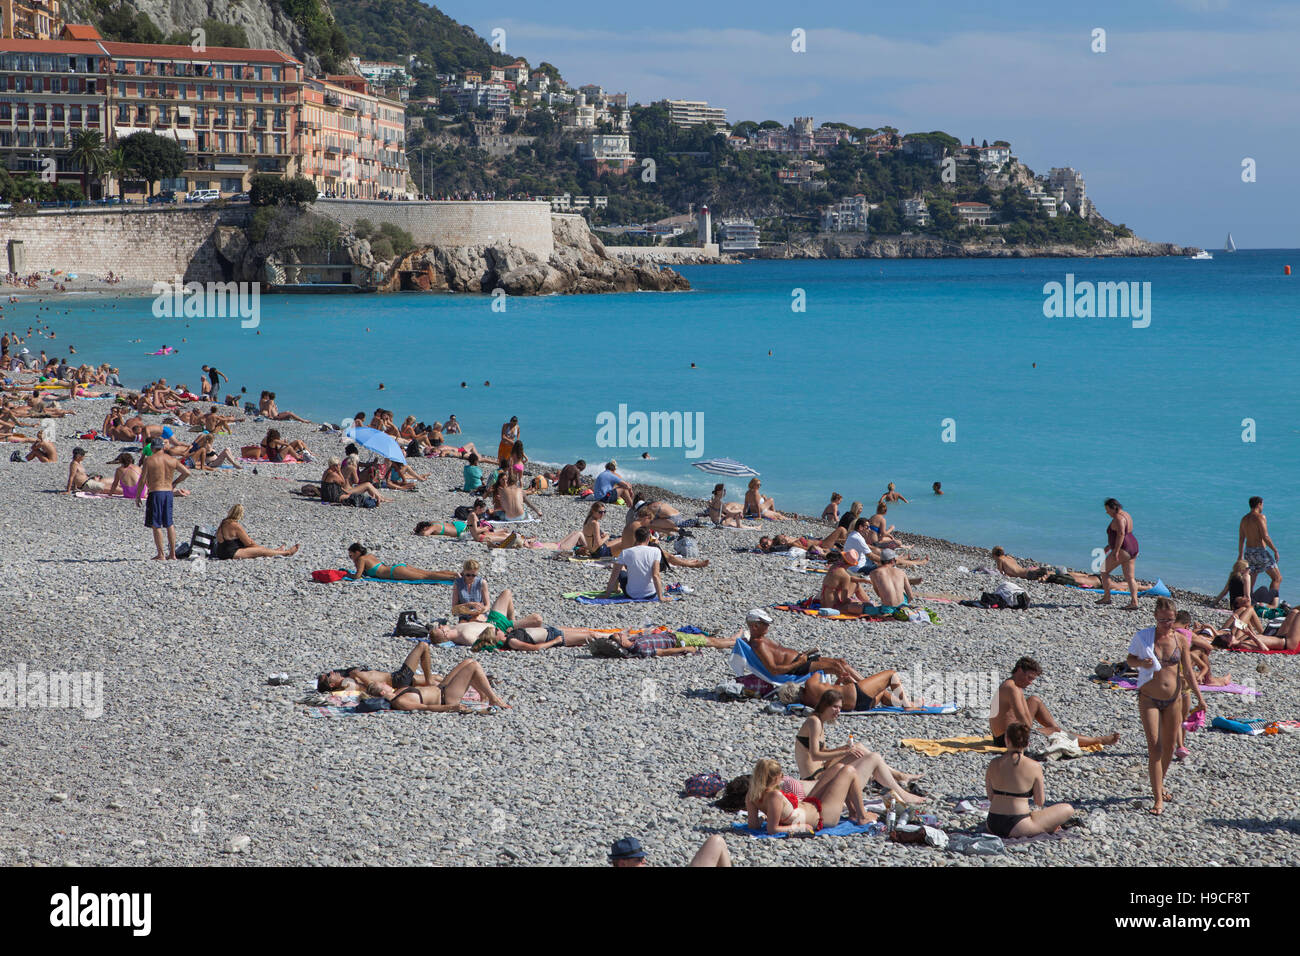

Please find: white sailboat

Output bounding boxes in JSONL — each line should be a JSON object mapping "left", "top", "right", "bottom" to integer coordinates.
{"left": 1224, "top": 232, "right": 1237, "bottom": 253}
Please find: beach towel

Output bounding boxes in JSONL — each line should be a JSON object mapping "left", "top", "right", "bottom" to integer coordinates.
{"left": 1227, "top": 642, "right": 1300, "bottom": 655}
{"left": 901, "top": 735, "right": 1104, "bottom": 757}
{"left": 729, "top": 639, "right": 814, "bottom": 687}
{"left": 1071, "top": 578, "right": 1172, "bottom": 597}
{"left": 1108, "top": 677, "right": 1262, "bottom": 696}
{"left": 240, "top": 456, "right": 298, "bottom": 464}
{"left": 1212, "top": 716, "right": 1269, "bottom": 736}
{"left": 567, "top": 591, "right": 678, "bottom": 605}
{"left": 774, "top": 599, "right": 886, "bottom": 621}
{"left": 730, "top": 818, "right": 884, "bottom": 839}
{"left": 312, "top": 568, "right": 453, "bottom": 584}
{"left": 74, "top": 491, "right": 126, "bottom": 500}
{"left": 839, "top": 703, "right": 959, "bottom": 716}
{"left": 490, "top": 515, "right": 539, "bottom": 524}
{"left": 301, "top": 687, "right": 488, "bottom": 716}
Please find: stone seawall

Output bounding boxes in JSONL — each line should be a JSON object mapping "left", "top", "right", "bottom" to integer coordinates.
{"left": 2, "top": 206, "right": 252, "bottom": 282}
{"left": 604, "top": 246, "right": 731, "bottom": 266}
{"left": 310, "top": 199, "right": 555, "bottom": 258}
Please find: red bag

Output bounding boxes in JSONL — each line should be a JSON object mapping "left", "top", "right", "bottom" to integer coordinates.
{"left": 311, "top": 569, "right": 347, "bottom": 583}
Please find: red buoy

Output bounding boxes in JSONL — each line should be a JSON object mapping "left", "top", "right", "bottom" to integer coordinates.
{"left": 1286, "top": 265, "right": 1292, "bottom": 275}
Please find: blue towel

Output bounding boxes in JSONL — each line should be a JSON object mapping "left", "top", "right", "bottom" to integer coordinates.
{"left": 840, "top": 703, "right": 959, "bottom": 715}
{"left": 573, "top": 593, "right": 675, "bottom": 605}
{"left": 1074, "top": 578, "right": 1171, "bottom": 597}
{"left": 731, "top": 818, "right": 884, "bottom": 839}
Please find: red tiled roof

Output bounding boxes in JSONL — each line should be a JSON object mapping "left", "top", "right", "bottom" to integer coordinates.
{"left": 101, "top": 42, "right": 300, "bottom": 65}
{"left": 0, "top": 38, "right": 105, "bottom": 54}
{"left": 953, "top": 202, "right": 991, "bottom": 208}
{"left": 62, "top": 24, "right": 103, "bottom": 40}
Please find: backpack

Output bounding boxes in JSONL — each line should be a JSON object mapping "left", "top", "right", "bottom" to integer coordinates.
{"left": 407, "top": 440, "right": 423, "bottom": 458}
{"left": 452, "top": 505, "right": 473, "bottom": 521}
{"left": 684, "top": 772, "right": 726, "bottom": 798}
{"left": 393, "top": 611, "right": 430, "bottom": 638}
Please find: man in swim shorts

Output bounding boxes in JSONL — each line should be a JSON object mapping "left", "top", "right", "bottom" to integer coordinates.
{"left": 1239, "top": 496, "right": 1281, "bottom": 603}
{"left": 989, "top": 656, "right": 1119, "bottom": 749}
{"left": 137, "top": 442, "right": 189, "bottom": 560}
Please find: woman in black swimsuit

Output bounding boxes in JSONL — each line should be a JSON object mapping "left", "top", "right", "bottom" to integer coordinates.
{"left": 366, "top": 658, "right": 510, "bottom": 711}
{"left": 984, "top": 722, "right": 1075, "bottom": 837}
{"left": 794, "top": 690, "right": 925, "bottom": 803}
{"left": 213, "top": 504, "right": 300, "bottom": 560}
{"left": 1126, "top": 597, "right": 1206, "bottom": 815}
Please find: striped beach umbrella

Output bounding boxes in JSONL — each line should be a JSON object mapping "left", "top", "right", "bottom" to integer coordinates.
{"left": 691, "top": 457, "right": 759, "bottom": 478}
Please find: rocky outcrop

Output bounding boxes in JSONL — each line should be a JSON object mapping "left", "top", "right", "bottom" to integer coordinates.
{"left": 379, "top": 214, "right": 690, "bottom": 295}
{"left": 757, "top": 234, "right": 1194, "bottom": 260}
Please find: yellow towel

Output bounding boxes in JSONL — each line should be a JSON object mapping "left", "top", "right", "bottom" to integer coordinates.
{"left": 900, "top": 736, "right": 1104, "bottom": 757}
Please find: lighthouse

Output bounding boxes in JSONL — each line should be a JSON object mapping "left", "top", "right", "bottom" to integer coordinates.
{"left": 697, "top": 205, "right": 718, "bottom": 257}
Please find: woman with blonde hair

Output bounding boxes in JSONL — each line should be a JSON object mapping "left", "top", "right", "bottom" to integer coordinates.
{"left": 214, "top": 503, "right": 300, "bottom": 560}
{"left": 745, "top": 757, "right": 871, "bottom": 836}
{"left": 744, "top": 478, "right": 788, "bottom": 520}
{"left": 452, "top": 559, "right": 490, "bottom": 622}
{"left": 1213, "top": 559, "right": 1252, "bottom": 609}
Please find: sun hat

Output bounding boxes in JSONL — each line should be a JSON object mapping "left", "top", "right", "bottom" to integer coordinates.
{"left": 842, "top": 549, "right": 861, "bottom": 566}
{"left": 608, "top": 837, "right": 646, "bottom": 861}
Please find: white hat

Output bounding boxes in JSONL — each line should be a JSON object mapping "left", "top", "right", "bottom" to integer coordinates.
{"left": 745, "top": 608, "right": 773, "bottom": 624}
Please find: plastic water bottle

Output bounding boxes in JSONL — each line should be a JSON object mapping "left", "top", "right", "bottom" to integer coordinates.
{"left": 884, "top": 794, "right": 896, "bottom": 832}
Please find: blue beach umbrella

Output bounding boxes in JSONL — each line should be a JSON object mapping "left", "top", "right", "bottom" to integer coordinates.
{"left": 692, "top": 457, "right": 759, "bottom": 478}
{"left": 344, "top": 426, "right": 407, "bottom": 465}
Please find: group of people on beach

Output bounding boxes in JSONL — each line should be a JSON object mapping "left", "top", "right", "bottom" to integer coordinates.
{"left": 11, "top": 334, "right": 1294, "bottom": 857}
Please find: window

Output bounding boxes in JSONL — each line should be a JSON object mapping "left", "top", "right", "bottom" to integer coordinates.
{"left": 0, "top": 105, "right": 9, "bottom": 120}
{"left": 221, "top": 177, "right": 242, "bottom": 191}
{"left": 16, "top": 104, "right": 28, "bottom": 121}
{"left": 70, "top": 106, "right": 81, "bottom": 123}
{"left": 52, "top": 106, "right": 63, "bottom": 122}
{"left": 88, "top": 106, "right": 99, "bottom": 122}
{"left": 117, "top": 105, "right": 130, "bottom": 122}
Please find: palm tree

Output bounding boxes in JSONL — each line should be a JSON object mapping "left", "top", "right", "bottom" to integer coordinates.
{"left": 67, "top": 129, "right": 107, "bottom": 200}
{"left": 105, "top": 146, "right": 130, "bottom": 200}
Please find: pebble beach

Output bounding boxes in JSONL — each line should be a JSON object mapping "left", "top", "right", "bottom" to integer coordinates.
{"left": 2, "top": 387, "right": 1298, "bottom": 869}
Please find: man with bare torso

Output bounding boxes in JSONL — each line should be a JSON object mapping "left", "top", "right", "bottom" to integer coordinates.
{"left": 137, "top": 446, "right": 190, "bottom": 560}
{"left": 819, "top": 550, "right": 876, "bottom": 613}
{"left": 1239, "top": 496, "right": 1281, "bottom": 602}
{"left": 868, "top": 549, "right": 914, "bottom": 608}
{"left": 989, "top": 656, "right": 1119, "bottom": 750}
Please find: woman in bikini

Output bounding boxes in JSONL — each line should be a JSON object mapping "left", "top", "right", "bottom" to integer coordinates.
{"left": 744, "top": 478, "right": 788, "bottom": 520}
{"left": 1099, "top": 498, "right": 1141, "bottom": 610}
{"left": 186, "top": 433, "right": 242, "bottom": 471}
{"left": 320, "top": 457, "right": 391, "bottom": 505}
{"left": 794, "top": 690, "right": 926, "bottom": 803}
{"left": 345, "top": 543, "right": 455, "bottom": 582}
{"left": 745, "top": 757, "right": 872, "bottom": 836}
{"left": 414, "top": 502, "right": 525, "bottom": 545}
{"left": 365, "top": 658, "right": 510, "bottom": 711}
{"left": 214, "top": 504, "right": 299, "bottom": 560}
{"left": 246, "top": 428, "right": 310, "bottom": 463}
{"left": 706, "top": 484, "right": 753, "bottom": 528}
{"left": 984, "top": 722, "right": 1076, "bottom": 837}
{"left": 1224, "top": 599, "right": 1300, "bottom": 652}
{"left": 1126, "top": 597, "right": 1207, "bottom": 815}
{"left": 800, "top": 668, "right": 925, "bottom": 713}
{"left": 106, "top": 453, "right": 145, "bottom": 498}
{"left": 1212, "top": 560, "right": 1252, "bottom": 609}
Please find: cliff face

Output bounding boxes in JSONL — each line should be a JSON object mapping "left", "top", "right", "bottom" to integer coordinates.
{"left": 380, "top": 214, "right": 690, "bottom": 295}
{"left": 63, "top": 0, "right": 324, "bottom": 73}
{"left": 758, "top": 234, "right": 1192, "bottom": 260}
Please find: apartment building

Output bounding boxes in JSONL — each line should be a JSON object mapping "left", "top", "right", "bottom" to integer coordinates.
{"left": 0, "top": 37, "right": 106, "bottom": 185}
{"left": 1048, "top": 167, "right": 1090, "bottom": 217}
{"left": 575, "top": 131, "right": 634, "bottom": 173}
{"left": 2, "top": 0, "right": 61, "bottom": 40}
{"left": 822, "top": 194, "right": 870, "bottom": 232}
{"left": 658, "top": 98, "right": 727, "bottom": 129}
{"left": 900, "top": 196, "right": 930, "bottom": 227}
{"left": 0, "top": 31, "right": 408, "bottom": 199}
{"left": 718, "top": 218, "right": 759, "bottom": 251}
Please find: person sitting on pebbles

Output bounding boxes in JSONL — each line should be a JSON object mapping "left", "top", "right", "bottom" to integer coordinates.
{"left": 63, "top": 446, "right": 110, "bottom": 493}
{"left": 984, "top": 722, "right": 1078, "bottom": 838}
{"left": 990, "top": 656, "right": 1120, "bottom": 750}
{"left": 795, "top": 690, "right": 927, "bottom": 805}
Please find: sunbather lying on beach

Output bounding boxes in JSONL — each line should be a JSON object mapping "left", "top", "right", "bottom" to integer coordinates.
{"left": 990, "top": 547, "right": 1051, "bottom": 580}
{"left": 632, "top": 499, "right": 701, "bottom": 533}
{"left": 318, "top": 642, "right": 438, "bottom": 692}
{"left": 990, "top": 656, "right": 1119, "bottom": 749}
{"left": 365, "top": 659, "right": 509, "bottom": 711}
{"left": 758, "top": 530, "right": 846, "bottom": 557}
{"left": 1221, "top": 600, "right": 1300, "bottom": 651}
{"left": 214, "top": 504, "right": 299, "bottom": 560}
{"left": 413, "top": 501, "right": 525, "bottom": 545}
{"left": 596, "top": 626, "right": 735, "bottom": 657}
{"left": 744, "top": 478, "right": 788, "bottom": 520}
{"left": 243, "top": 428, "right": 310, "bottom": 463}
{"left": 473, "top": 623, "right": 639, "bottom": 653}
{"left": 795, "top": 690, "right": 926, "bottom": 804}
{"left": 800, "top": 667, "right": 924, "bottom": 711}
{"left": 984, "top": 722, "right": 1076, "bottom": 838}
{"left": 345, "top": 543, "right": 454, "bottom": 582}
{"left": 746, "top": 757, "right": 873, "bottom": 834}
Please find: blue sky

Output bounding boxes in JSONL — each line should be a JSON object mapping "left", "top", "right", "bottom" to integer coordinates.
{"left": 436, "top": 0, "right": 1297, "bottom": 248}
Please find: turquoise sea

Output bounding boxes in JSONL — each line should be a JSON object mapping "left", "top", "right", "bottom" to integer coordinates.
{"left": 11, "top": 250, "right": 1297, "bottom": 595}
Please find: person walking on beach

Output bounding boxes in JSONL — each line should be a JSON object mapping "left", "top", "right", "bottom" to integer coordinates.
{"left": 1126, "top": 598, "right": 1206, "bottom": 816}
{"left": 1238, "top": 497, "right": 1281, "bottom": 604}
{"left": 136, "top": 442, "right": 190, "bottom": 560}
{"left": 1098, "top": 498, "right": 1141, "bottom": 610}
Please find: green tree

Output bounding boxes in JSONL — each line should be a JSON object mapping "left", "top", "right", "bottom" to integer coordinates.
{"left": 105, "top": 146, "right": 130, "bottom": 200}
{"left": 119, "top": 132, "right": 184, "bottom": 196}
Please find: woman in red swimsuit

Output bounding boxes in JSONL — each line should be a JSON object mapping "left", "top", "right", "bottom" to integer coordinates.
{"left": 1099, "top": 498, "right": 1141, "bottom": 610}
{"left": 745, "top": 758, "right": 873, "bottom": 835}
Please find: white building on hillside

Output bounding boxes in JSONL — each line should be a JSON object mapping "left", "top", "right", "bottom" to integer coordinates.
{"left": 823, "top": 194, "right": 870, "bottom": 232}
{"left": 659, "top": 99, "right": 728, "bottom": 129}
{"left": 900, "top": 197, "right": 930, "bottom": 227}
